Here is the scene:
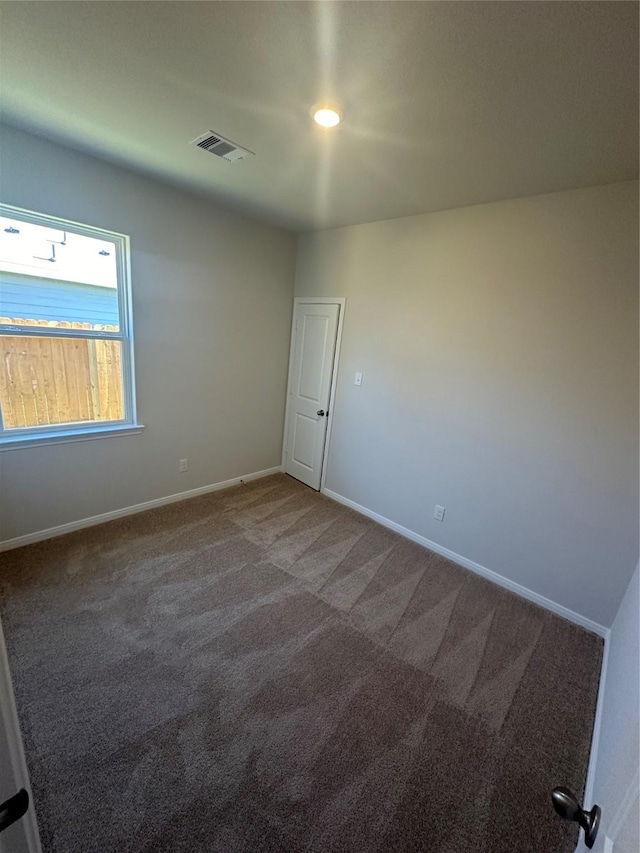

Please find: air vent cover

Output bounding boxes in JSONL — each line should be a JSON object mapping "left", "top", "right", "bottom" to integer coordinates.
{"left": 190, "top": 130, "right": 254, "bottom": 163}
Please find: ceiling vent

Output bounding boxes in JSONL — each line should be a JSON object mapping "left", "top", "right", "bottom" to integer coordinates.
{"left": 189, "top": 130, "right": 254, "bottom": 163}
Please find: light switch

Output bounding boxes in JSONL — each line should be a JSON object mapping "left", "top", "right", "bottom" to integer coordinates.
{"left": 433, "top": 505, "right": 446, "bottom": 522}
{"left": 354, "top": 372, "right": 363, "bottom": 386}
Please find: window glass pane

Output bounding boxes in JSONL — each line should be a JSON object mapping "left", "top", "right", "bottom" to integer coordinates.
{"left": 0, "top": 217, "right": 120, "bottom": 330}
{"left": 0, "top": 335, "right": 124, "bottom": 429}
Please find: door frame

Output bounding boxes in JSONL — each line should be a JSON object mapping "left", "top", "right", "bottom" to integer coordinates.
{"left": 281, "top": 297, "right": 346, "bottom": 492}
{"left": 0, "top": 617, "right": 42, "bottom": 853}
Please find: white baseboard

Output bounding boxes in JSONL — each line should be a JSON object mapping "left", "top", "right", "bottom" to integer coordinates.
{"left": 0, "top": 466, "right": 283, "bottom": 552}
{"left": 323, "top": 487, "right": 609, "bottom": 639}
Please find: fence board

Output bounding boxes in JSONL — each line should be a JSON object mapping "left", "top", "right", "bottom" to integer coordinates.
{"left": 48, "top": 336, "right": 71, "bottom": 425}
{"left": 0, "top": 338, "right": 22, "bottom": 427}
{"left": 40, "top": 337, "right": 58, "bottom": 424}
{"left": 14, "top": 339, "right": 38, "bottom": 428}
{"left": 30, "top": 336, "right": 50, "bottom": 426}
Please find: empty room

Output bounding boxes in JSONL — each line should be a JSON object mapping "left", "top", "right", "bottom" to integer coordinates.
{"left": 0, "top": 2, "right": 638, "bottom": 852}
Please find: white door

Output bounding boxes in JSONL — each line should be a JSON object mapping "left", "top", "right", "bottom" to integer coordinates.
{"left": 0, "top": 618, "right": 41, "bottom": 853}
{"left": 284, "top": 301, "right": 341, "bottom": 490}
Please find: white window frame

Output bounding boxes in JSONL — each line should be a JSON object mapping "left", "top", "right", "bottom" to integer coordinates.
{"left": 0, "top": 204, "right": 143, "bottom": 450}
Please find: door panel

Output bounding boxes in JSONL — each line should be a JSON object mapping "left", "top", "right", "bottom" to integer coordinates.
{"left": 285, "top": 302, "right": 340, "bottom": 490}
{"left": 291, "top": 413, "right": 316, "bottom": 470}
{"left": 297, "top": 315, "right": 330, "bottom": 401}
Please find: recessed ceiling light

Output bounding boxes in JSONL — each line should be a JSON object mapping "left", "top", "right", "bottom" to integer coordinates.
{"left": 313, "top": 107, "right": 341, "bottom": 128}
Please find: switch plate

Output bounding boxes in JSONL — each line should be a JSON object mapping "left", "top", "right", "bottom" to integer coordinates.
{"left": 179, "top": 459, "right": 188, "bottom": 473}
{"left": 433, "top": 505, "right": 445, "bottom": 522}
{"left": 354, "top": 372, "right": 363, "bottom": 386}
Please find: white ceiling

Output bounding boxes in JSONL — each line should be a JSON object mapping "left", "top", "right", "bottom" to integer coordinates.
{"left": 0, "top": 1, "right": 637, "bottom": 232}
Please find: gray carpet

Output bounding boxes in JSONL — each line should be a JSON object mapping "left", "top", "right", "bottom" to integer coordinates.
{"left": 0, "top": 473, "right": 603, "bottom": 852}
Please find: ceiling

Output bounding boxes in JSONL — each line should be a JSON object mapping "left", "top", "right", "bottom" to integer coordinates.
{"left": 0, "top": 1, "right": 638, "bottom": 232}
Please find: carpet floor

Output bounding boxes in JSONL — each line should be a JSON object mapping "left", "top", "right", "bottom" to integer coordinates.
{"left": 0, "top": 473, "right": 602, "bottom": 852}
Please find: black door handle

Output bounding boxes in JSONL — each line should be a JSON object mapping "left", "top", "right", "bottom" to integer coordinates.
{"left": 552, "top": 787, "right": 600, "bottom": 849}
{"left": 0, "top": 789, "right": 29, "bottom": 834}
{"left": 317, "top": 410, "right": 326, "bottom": 417}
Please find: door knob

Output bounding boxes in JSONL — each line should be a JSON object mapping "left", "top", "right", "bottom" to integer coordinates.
{"left": 552, "top": 787, "right": 600, "bottom": 849}
{"left": 317, "top": 410, "right": 326, "bottom": 417}
{"left": 0, "top": 788, "right": 29, "bottom": 834}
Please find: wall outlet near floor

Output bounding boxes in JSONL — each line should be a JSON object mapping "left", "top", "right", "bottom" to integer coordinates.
{"left": 179, "top": 459, "right": 189, "bottom": 473}
{"left": 433, "top": 505, "right": 446, "bottom": 522}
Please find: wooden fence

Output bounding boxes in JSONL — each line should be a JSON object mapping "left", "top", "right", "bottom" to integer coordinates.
{"left": 0, "top": 318, "right": 124, "bottom": 429}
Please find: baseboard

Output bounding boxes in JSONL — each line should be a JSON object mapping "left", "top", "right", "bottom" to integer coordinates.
{"left": 0, "top": 466, "right": 283, "bottom": 552}
{"left": 323, "top": 487, "right": 609, "bottom": 639}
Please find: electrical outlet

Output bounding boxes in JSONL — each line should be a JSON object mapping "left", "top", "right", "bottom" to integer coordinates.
{"left": 433, "top": 505, "right": 445, "bottom": 522}
{"left": 354, "top": 372, "right": 363, "bottom": 386}
{"left": 179, "top": 458, "right": 188, "bottom": 473}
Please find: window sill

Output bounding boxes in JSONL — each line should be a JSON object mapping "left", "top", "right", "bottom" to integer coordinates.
{"left": 0, "top": 423, "right": 145, "bottom": 451}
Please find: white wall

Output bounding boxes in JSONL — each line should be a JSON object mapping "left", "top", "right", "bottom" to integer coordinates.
{"left": 0, "top": 125, "right": 297, "bottom": 542}
{"left": 583, "top": 564, "right": 639, "bottom": 853}
{"left": 295, "top": 182, "right": 639, "bottom": 628}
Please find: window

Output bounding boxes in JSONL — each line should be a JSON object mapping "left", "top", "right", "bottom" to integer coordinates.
{"left": 0, "top": 204, "right": 141, "bottom": 448}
